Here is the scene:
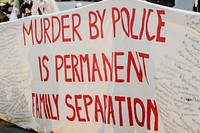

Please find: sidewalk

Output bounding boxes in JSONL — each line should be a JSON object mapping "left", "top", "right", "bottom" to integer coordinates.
{"left": 0, "top": 119, "right": 37, "bottom": 133}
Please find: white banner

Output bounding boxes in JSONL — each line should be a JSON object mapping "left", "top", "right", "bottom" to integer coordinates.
{"left": 0, "top": 0, "right": 200, "bottom": 132}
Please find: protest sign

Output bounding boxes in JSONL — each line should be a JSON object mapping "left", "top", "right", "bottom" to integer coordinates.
{"left": 0, "top": 0, "right": 200, "bottom": 132}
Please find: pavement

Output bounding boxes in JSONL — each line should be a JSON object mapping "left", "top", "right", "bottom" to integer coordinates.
{"left": 0, "top": 119, "right": 37, "bottom": 133}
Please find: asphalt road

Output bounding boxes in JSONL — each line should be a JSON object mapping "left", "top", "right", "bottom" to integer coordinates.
{"left": 0, "top": 119, "right": 37, "bottom": 133}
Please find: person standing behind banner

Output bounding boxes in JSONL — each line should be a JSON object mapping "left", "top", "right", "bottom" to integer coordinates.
{"left": 31, "top": 0, "right": 59, "bottom": 15}
{"left": 21, "top": 1, "right": 33, "bottom": 17}
{"left": 0, "top": 11, "right": 9, "bottom": 23}
{"left": 193, "top": 0, "right": 200, "bottom": 12}
{"left": 2, "top": 3, "right": 13, "bottom": 19}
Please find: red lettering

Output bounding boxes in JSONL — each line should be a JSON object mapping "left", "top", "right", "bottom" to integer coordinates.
{"left": 121, "top": 8, "right": 130, "bottom": 37}
{"left": 134, "top": 98, "right": 145, "bottom": 127}
{"left": 127, "top": 52, "right": 143, "bottom": 83}
{"left": 115, "top": 96, "right": 125, "bottom": 126}
{"left": 38, "top": 56, "right": 43, "bottom": 81}
{"left": 35, "top": 94, "right": 40, "bottom": 118}
{"left": 52, "top": 94, "right": 60, "bottom": 120}
{"left": 156, "top": 10, "right": 166, "bottom": 43}
{"left": 94, "top": 95, "right": 104, "bottom": 122}
{"left": 130, "top": 8, "right": 138, "bottom": 39}
{"left": 64, "top": 55, "right": 72, "bottom": 82}
{"left": 71, "top": 54, "right": 81, "bottom": 82}
{"left": 35, "top": 19, "right": 43, "bottom": 44}
{"left": 43, "top": 18, "right": 52, "bottom": 44}
{"left": 114, "top": 52, "right": 124, "bottom": 82}
{"left": 139, "top": 8, "right": 146, "bottom": 40}
{"left": 138, "top": 52, "right": 149, "bottom": 84}
{"left": 92, "top": 54, "right": 103, "bottom": 81}
{"left": 75, "top": 95, "right": 86, "bottom": 122}
{"left": 146, "top": 9, "right": 155, "bottom": 41}
{"left": 65, "top": 94, "right": 76, "bottom": 121}
{"left": 62, "top": 94, "right": 158, "bottom": 130}
{"left": 23, "top": 20, "right": 34, "bottom": 46}
{"left": 52, "top": 16, "right": 61, "bottom": 43}
{"left": 45, "top": 94, "right": 51, "bottom": 119}
{"left": 61, "top": 15, "right": 71, "bottom": 42}
{"left": 89, "top": 11, "right": 99, "bottom": 39}
{"left": 107, "top": 96, "right": 116, "bottom": 125}
{"left": 112, "top": 7, "right": 166, "bottom": 42}
{"left": 103, "top": 95, "right": 108, "bottom": 123}
{"left": 55, "top": 55, "right": 63, "bottom": 82}
{"left": 39, "top": 94, "right": 47, "bottom": 119}
{"left": 112, "top": 7, "right": 120, "bottom": 37}
{"left": 127, "top": 97, "right": 134, "bottom": 126}
{"left": 147, "top": 100, "right": 158, "bottom": 131}
{"left": 89, "top": 9, "right": 106, "bottom": 39}
{"left": 96, "top": 9, "right": 106, "bottom": 38}
{"left": 83, "top": 95, "right": 93, "bottom": 121}
{"left": 80, "top": 54, "right": 91, "bottom": 82}
{"left": 102, "top": 53, "right": 113, "bottom": 81}
{"left": 32, "top": 93, "right": 59, "bottom": 120}
{"left": 32, "top": 93, "right": 35, "bottom": 117}
{"left": 43, "top": 56, "right": 49, "bottom": 82}
{"left": 72, "top": 13, "right": 82, "bottom": 41}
